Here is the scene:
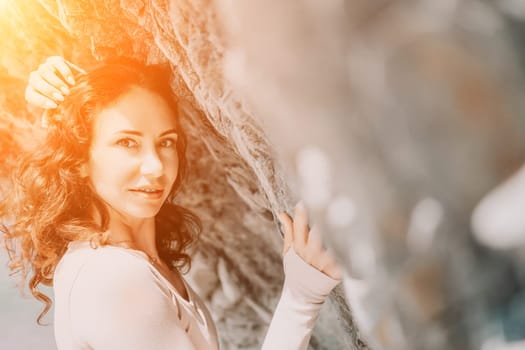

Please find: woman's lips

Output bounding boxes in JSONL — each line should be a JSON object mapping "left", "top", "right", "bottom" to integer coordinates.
{"left": 129, "top": 188, "right": 164, "bottom": 199}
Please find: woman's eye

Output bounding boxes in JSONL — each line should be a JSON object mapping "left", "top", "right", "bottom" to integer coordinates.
{"left": 116, "top": 138, "right": 138, "bottom": 148}
{"left": 159, "top": 137, "right": 177, "bottom": 148}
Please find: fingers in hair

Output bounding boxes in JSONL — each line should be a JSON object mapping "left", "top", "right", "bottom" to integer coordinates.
{"left": 46, "top": 56, "right": 75, "bottom": 85}
{"left": 39, "top": 67, "right": 70, "bottom": 96}
{"left": 25, "top": 80, "right": 58, "bottom": 109}
{"left": 30, "top": 72, "right": 64, "bottom": 104}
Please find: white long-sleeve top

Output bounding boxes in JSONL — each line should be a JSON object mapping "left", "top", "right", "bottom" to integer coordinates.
{"left": 53, "top": 241, "right": 340, "bottom": 349}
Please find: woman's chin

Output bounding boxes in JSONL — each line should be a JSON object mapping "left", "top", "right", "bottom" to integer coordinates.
{"left": 128, "top": 208, "right": 162, "bottom": 219}
{"left": 112, "top": 204, "right": 163, "bottom": 220}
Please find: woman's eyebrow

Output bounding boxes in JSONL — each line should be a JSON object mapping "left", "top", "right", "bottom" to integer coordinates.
{"left": 159, "top": 129, "right": 178, "bottom": 137}
{"left": 113, "top": 129, "right": 178, "bottom": 137}
{"left": 114, "top": 130, "right": 142, "bottom": 136}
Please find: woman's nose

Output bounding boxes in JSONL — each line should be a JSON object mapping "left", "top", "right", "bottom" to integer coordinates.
{"left": 140, "top": 151, "right": 164, "bottom": 178}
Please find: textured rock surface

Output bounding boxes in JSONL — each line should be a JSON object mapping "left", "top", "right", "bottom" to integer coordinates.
{"left": 0, "top": 1, "right": 359, "bottom": 349}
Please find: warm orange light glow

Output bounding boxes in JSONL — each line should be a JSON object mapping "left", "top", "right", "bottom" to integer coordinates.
{"left": 0, "top": 0, "right": 12, "bottom": 18}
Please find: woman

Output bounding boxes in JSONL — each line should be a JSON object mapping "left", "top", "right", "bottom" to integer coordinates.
{"left": 4, "top": 56, "right": 342, "bottom": 349}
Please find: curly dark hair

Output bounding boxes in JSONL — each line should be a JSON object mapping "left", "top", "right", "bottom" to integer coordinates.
{"left": 0, "top": 57, "right": 201, "bottom": 324}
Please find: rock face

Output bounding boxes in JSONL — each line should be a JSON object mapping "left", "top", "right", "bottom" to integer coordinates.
{"left": 0, "top": 1, "right": 359, "bottom": 349}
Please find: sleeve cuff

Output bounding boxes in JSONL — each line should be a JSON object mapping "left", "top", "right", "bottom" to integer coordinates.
{"left": 283, "top": 247, "right": 341, "bottom": 303}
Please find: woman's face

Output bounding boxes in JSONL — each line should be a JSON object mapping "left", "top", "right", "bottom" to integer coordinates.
{"left": 86, "top": 86, "right": 180, "bottom": 219}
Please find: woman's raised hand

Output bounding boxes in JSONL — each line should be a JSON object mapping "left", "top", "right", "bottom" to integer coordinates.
{"left": 278, "top": 202, "right": 343, "bottom": 280}
{"left": 25, "top": 56, "right": 77, "bottom": 109}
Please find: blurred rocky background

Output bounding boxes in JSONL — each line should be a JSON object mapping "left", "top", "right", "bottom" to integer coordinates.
{"left": 2, "top": 1, "right": 525, "bottom": 350}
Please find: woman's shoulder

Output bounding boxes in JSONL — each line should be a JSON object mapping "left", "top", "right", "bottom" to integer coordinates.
{"left": 54, "top": 241, "right": 154, "bottom": 291}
